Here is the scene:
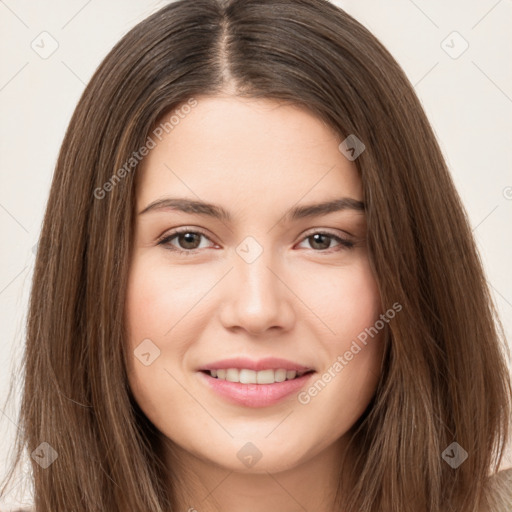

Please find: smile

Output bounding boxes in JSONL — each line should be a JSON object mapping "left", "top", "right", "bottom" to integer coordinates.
{"left": 197, "top": 369, "right": 316, "bottom": 408}
{"left": 203, "top": 368, "right": 312, "bottom": 384}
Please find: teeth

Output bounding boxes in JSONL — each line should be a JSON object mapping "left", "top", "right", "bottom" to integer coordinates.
{"left": 207, "top": 368, "right": 307, "bottom": 383}
{"left": 226, "top": 368, "right": 239, "bottom": 382}
{"left": 239, "top": 369, "right": 256, "bottom": 384}
{"left": 274, "top": 369, "right": 287, "bottom": 382}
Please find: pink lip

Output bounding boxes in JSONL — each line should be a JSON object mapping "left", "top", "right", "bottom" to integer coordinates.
{"left": 197, "top": 370, "right": 316, "bottom": 408}
{"left": 198, "top": 357, "right": 313, "bottom": 372}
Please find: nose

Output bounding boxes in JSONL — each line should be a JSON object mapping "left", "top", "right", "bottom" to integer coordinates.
{"left": 219, "top": 248, "right": 296, "bottom": 336}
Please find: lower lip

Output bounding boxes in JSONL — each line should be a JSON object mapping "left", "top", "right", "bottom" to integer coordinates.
{"left": 197, "top": 371, "right": 315, "bottom": 408}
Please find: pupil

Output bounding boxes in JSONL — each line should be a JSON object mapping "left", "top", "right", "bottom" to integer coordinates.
{"left": 180, "top": 232, "right": 199, "bottom": 249}
{"left": 311, "top": 233, "right": 330, "bottom": 250}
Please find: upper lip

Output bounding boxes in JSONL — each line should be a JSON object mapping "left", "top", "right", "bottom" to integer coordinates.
{"left": 199, "top": 357, "right": 314, "bottom": 372}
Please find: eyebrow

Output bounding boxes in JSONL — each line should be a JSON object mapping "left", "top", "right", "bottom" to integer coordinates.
{"left": 138, "top": 196, "right": 365, "bottom": 222}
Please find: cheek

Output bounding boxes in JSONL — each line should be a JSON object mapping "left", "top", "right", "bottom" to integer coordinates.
{"left": 303, "top": 256, "right": 384, "bottom": 410}
{"left": 125, "top": 266, "right": 171, "bottom": 344}
{"left": 124, "top": 257, "right": 187, "bottom": 405}
{"left": 334, "top": 259, "right": 383, "bottom": 384}
{"left": 124, "top": 255, "right": 204, "bottom": 351}
{"left": 124, "top": 258, "right": 197, "bottom": 427}
{"left": 312, "top": 256, "right": 382, "bottom": 344}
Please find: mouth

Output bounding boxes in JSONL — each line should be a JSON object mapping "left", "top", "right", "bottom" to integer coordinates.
{"left": 199, "top": 368, "right": 315, "bottom": 384}
{"left": 197, "top": 368, "right": 317, "bottom": 408}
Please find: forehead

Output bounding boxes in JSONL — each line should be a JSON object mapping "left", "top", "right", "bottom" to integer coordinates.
{"left": 136, "top": 95, "right": 362, "bottom": 214}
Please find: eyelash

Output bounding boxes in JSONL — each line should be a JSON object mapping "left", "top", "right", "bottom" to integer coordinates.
{"left": 156, "top": 227, "right": 355, "bottom": 256}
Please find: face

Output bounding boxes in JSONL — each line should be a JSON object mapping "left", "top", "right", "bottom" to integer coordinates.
{"left": 125, "top": 95, "right": 385, "bottom": 474}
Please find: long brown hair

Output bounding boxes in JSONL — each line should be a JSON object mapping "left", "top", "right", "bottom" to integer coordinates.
{"left": 1, "top": 0, "right": 511, "bottom": 511}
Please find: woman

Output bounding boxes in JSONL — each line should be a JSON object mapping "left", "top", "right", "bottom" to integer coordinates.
{"left": 1, "top": 0, "right": 511, "bottom": 511}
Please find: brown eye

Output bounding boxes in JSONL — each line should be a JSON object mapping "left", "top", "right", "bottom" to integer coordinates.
{"left": 175, "top": 232, "right": 202, "bottom": 250}
{"left": 157, "top": 228, "right": 214, "bottom": 254}
{"left": 308, "top": 233, "right": 332, "bottom": 250}
{"left": 298, "top": 231, "right": 354, "bottom": 252}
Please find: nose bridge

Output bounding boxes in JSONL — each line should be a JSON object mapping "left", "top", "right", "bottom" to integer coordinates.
{"left": 221, "top": 235, "right": 294, "bottom": 334}
{"left": 234, "top": 235, "right": 280, "bottom": 305}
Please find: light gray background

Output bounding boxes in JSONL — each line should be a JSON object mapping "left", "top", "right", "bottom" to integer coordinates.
{"left": 1, "top": 0, "right": 511, "bottom": 507}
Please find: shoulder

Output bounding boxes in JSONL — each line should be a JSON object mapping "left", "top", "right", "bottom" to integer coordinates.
{"left": 480, "top": 467, "right": 512, "bottom": 512}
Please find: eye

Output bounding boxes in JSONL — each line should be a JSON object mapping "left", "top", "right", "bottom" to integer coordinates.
{"left": 157, "top": 228, "right": 355, "bottom": 255}
{"left": 157, "top": 228, "right": 215, "bottom": 255}
{"left": 296, "top": 231, "right": 354, "bottom": 252}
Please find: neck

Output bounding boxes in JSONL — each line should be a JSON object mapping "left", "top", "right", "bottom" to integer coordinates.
{"left": 162, "top": 435, "right": 352, "bottom": 512}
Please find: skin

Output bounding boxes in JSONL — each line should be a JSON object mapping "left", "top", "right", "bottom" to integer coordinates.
{"left": 125, "top": 94, "right": 385, "bottom": 512}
